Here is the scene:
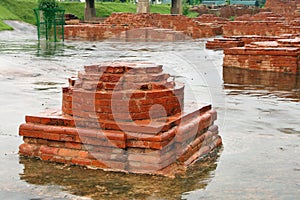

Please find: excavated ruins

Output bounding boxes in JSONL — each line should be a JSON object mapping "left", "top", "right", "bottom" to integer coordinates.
{"left": 206, "top": 0, "right": 300, "bottom": 74}
{"left": 18, "top": 0, "right": 300, "bottom": 176}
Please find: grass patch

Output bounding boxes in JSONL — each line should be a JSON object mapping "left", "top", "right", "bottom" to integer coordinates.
{"left": 59, "top": 2, "right": 85, "bottom": 20}
{"left": 60, "top": 2, "right": 171, "bottom": 19}
{"left": 0, "top": 4, "right": 20, "bottom": 30}
{"left": 186, "top": 11, "right": 198, "bottom": 18}
{"left": 95, "top": 2, "right": 137, "bottom": 17}
{"left": 0, "top": 4, "right": 19, "bottom": 20}
{"left": 0, "top": 21, "right": 13, "bottom": 31}
{"left": 150, "top": 4, "right": 171, "bottom": 14}
{"left": 0, "top": 0, "right": 37, "bottom": 25}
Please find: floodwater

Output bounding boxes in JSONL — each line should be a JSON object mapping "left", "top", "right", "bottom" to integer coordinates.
{"left": 0, "top": 20, "right": 299, "bottom": 200}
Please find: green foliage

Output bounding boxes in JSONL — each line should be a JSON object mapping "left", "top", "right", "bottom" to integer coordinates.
{"left": 182, "top": 3, "right": 190, "bottom": 16}
{"left": 182, "top": 3, "right": 198, "bottom": 18}
{"left": 256, "top": 0, "right": 266, "bottom": 7}
{"left": 38, "top": 0, "right": 58, "bottom": 10}
{"left": 38, "top": 0, "right": 60, "bottom": 24}
{"left": 186, "top": 12, "right": 199, "bottom": 18}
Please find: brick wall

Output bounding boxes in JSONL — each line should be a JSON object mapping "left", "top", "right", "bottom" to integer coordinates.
{"left": 223, "top": 67, "right": 300, "bottom": 92}
{"left": 223, "top": 38, "right": 300, "bottom": 74}
{"left": 206, "top": 35, "right": 298, "bottom": 50}
{"left": 65, "top": 13, "right": 223, "bottom": 40}
{"left": 223, "top": 12, "right": 300, "bottom": 37}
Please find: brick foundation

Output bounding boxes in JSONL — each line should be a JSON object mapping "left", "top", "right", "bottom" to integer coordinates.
{"left": 64, "top": 13, "right": 223, "bottom": 40}
{"left": 223, "top": 12, "right": 300, "bottom": 37}
{"left": 265, "top": 0, "right": 300, "bottom": 20}
{"left": 223, "top": 67, "right": 300, "bottom": 92}
{"left": 206, "top": 35, "right": 298, "bottom": 50}
{"left": 223, "top": 38, "right": 300, "bottom": 74}
{"left": 19, "top": 62, "right": 222, "bottom": 177}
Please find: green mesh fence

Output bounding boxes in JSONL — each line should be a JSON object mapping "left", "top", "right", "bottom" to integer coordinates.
{"left": 34, "top": 8, "right": 65, "bottom": 42}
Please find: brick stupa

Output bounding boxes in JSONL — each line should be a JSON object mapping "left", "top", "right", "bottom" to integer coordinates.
{"left": 19, "top": 62, "right": 222, "bottom": 177}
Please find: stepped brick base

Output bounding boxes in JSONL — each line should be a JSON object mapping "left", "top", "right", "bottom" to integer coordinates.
{"left": 206, "top": 38, "right": 245, "bottom": 50}
{"left": 19, "top": 62, "right": 222, "bottom": 177}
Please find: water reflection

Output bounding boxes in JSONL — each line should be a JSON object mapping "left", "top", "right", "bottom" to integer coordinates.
{"left": 19, "top": 149, "right": 221, "bottom": 200}
{"left": 36, "top": 41, "right": 66, "bottom": 57}
{"left": 223, "top": 67, "right": 300, "bottom": 101}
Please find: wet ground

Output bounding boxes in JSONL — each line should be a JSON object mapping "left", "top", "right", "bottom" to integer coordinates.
{"left": 0, "top": 21, "right": 299, "bottom": 199}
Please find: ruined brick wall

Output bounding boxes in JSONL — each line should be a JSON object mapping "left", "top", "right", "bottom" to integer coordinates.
{"left": 223, "top": 21, "right": 295, "bottom": 36}
{"left": 205, "top": 35, "right": 298, "bottom": 50}
{"left": 223, "top": 39, "right": 300, "bottom": 74}
{"left": 235, "top": 12, "right": 285, "bottom": 21}
{"left": 265, "top": 0, "right": 300, "bottom": 19}
{"left": 194, "top": 14, "right": 229, "bottom": 25}
{"left": 223, "top": 67, "right": 300, "bottom": 92}
{"left": 191, "top": 5, "right": 261, "bottom": 18}
{"left": 65, "top": 13, "right": 222, "bottom": 40}
{"left": 223, "top": 12, "right": 300, "bottom": 37}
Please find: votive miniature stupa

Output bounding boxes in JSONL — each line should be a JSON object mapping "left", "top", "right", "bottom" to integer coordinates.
{"left": 19, "top": 62, "right": 222, "bottom": 177}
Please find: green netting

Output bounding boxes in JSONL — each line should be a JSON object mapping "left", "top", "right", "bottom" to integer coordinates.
{"left": 34, "top": 8, "right": 65, "bottom": 42}
{"left": 230, "top": 0, "right": 256, "bottom": 6}
{"left": 201, "top": 0, "right": 226, "bottom": 5}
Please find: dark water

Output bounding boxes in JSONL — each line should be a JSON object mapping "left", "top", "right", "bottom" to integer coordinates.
{"left": 0, "top": 21, "right": 299, "bottom": 199}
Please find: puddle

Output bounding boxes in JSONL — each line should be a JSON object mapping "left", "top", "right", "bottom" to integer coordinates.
{"left": 19, "top": 152, "right": 220, "bottom": 200}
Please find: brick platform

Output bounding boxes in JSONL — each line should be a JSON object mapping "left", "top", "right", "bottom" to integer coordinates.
{"left": 19, "top": 62, "right": 222, "bottom": 177}
{"left": 223, "top": 38, "right": 300, "bottom": 74}
{"left": 206, "top": 35, "right": 299, "bottom": 50}
{"left": 64, "top": 13, "right": 223, "bottom": 41}
{"left": 265, "top": 0, "right": 300, "bottom": 20}
{"left": 206, "top": 38, "right": 245, "bottom": 50}
{"left": 223, "top": 12, "right": 300, "bottom": 37}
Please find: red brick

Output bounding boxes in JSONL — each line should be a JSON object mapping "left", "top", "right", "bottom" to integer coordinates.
{"left": 91, "top": 160, "right": 108, "bottom": 168}
{"left": 19, "top": 143, "right": 40, "bottom": 156}
{"left": 58, "top": 148, "right": 80, "bottom": 157}
{"left": 65, "top": 142, "right": 82, "bottom": 149}
{"left": 71, "top": 158, "right": 92, "bottom": 166}
{"left": 25, "top": 116, "right": 41, "bottom": 124}
{"left": 39, "top": 145, "right": 59, "bottom": 155}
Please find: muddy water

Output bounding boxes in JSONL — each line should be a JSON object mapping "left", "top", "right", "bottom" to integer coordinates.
{"left": 0, "top": 21, "right": 299, "bottom": 199}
